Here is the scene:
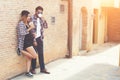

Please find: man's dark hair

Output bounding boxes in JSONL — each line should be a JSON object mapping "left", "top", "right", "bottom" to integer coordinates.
{"left": 35, "top": 6, "right": 44, "bottom": 11}
{"left": 21, "top": 10, "right": 30, "bottom": 17}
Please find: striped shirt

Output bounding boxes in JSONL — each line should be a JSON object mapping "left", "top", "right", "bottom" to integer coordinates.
{"left": 17, "top": 21, "right": 29, "bottom": 53}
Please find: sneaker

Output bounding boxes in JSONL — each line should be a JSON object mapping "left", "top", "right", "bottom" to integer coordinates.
{"left": 25, "top": 72, "right": 33, "bottom": 77}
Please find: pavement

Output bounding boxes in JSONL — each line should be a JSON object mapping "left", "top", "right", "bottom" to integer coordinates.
{"left": 11, "top": 43, "right": 120, "bottom": 80}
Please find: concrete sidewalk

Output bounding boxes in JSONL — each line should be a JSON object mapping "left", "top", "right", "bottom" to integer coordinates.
{"left": 11, "top": 43, "right": 120, "bottom": 80}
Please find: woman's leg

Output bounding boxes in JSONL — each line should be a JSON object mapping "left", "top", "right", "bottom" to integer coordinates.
{"left": 26, "top": 46, "right": 37, "bottom": 59}
{"left": 26, "top": 56, "right": 32, "bottom": 72}
{"left": 25, "top": 56, "right": 33, "bottom": 77}
{"left": 21, "top": 50, "right": 32, "bottom": 72}
{"left": 21, "top": 50, "right": 33, "bottom": 59}
{"left": 21, "top": 50, "right": 34, "bottom": 77}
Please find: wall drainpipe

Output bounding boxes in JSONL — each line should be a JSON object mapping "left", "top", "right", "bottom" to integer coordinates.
{"left": 66, "top": 0, "right": 73, "bottom": 58}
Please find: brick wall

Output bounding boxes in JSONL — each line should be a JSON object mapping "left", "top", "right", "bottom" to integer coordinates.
{"left": 0, "top": 0, "right": 68, "bottom": 79}
{"left": 107, "top": 8, "right": 120, "bottom": 42}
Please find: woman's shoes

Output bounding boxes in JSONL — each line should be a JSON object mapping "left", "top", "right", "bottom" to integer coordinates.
{"left": 25, "top": 72, "right": 33, "bottom": 77}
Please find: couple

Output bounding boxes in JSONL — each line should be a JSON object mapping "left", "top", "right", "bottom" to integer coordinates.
{"left": 17, "top": 6, "right": 50, "bottom": 77}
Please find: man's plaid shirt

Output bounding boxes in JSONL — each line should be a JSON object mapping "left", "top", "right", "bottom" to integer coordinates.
{"left": 30, "top": 15, "right": 48, "bottom": 40}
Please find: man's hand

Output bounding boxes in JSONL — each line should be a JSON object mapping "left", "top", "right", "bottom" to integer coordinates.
{"left": 33, "top": 41, "right": 37, "bottom": 46}
{"left": 33, "top": 33, "right": 37, "bottom": 38}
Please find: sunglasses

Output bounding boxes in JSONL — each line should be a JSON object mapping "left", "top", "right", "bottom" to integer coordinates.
{"left": 38, "top": 12, "right": 43, "bottom": 14}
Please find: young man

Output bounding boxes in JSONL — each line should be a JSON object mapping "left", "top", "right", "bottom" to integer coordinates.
{"left": 30, "top": 6, "right": 50, "bottom": 74}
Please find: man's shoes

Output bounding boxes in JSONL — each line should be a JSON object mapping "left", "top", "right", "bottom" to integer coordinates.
{"left": 40, "top": 69, "right": 50, "bottom": 74}
{"left": 25, "top": 72, "right": 33, "bottom": 77}
{"left": 30, "top": 69, "right": 36, "bottom": 74}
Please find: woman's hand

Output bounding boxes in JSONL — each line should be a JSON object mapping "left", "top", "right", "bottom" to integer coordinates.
{"left": 33, "top": 33, "right": 37, "bottom": 38}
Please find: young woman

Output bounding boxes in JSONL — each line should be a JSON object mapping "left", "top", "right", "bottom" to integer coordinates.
{"left": 17, "top": 10, "right": 37, "bottom": 77}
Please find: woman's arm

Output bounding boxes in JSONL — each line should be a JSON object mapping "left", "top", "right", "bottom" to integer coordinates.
{"left": 18, "top": 23, "right": 29, "bottom": 35}
{"left": 27, "top": 22, "right": 35, "bottom": 32}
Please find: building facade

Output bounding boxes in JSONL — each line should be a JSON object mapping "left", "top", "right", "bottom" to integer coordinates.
{"left": 0, "top": 0, "right": 68, "bottom": 79}
{"left": 0, "top": 0, "right": 120, "bottom": 79}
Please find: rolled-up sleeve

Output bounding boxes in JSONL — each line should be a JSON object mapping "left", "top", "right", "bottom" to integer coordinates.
{"left": 43, "top": 20, "right": 48, "bottom": 29}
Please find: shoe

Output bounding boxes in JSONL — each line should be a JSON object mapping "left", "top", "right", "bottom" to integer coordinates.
{"left": 30, "top": 69, "right": 36, "bottom": 74}
{"left": 40, "top": 69, "right": 50, "bottom": 74}
{"left": 25, "top": 72, "right": 33, "bottom": 77}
